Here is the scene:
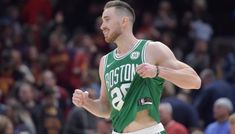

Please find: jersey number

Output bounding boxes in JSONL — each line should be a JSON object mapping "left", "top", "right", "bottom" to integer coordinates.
{"left": 111, "top": 83, "right": 131, "bottom": 111}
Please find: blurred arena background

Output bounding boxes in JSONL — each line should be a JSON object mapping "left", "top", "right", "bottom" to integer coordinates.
{"left": 0, "top": 0, "right": 235, "bottom": 134}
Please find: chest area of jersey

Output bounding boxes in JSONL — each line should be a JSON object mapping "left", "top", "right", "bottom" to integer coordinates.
{"left": 105, "top": 63, "right": 139, "bottom": 111}
{"left": 105, "top": 49, "right": 143, "bottom": 87}
{"left": 105, "top": 63, "right": 139, "bottom": 90}
{"left": 104, "top": 54, "right": 144, "bottom": 111}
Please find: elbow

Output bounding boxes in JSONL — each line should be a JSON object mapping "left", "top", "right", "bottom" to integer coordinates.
{"left": 183, "top": 76, "right": 201, "bottom": 90}
{"left": 193, "top": 76, "right": 201, "bottom": 89}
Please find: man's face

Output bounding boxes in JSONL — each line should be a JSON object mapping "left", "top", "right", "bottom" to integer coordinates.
{"left": 43, "top": 71, "right": 56, "bottom": 87}
{"left": 100, "top": 7, "right": 122, "bottom": 43}
{"left": 19, "top": 84, "right": 34, "bottom": 103}
{"left": 213, "top": 104, "right": 228, "bottom": 120}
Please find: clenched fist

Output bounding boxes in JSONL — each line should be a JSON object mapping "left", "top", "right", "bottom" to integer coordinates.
{"left": 72, "top": 89, "right": 89, "bottom": 107}
{"left": 136, "top": 63, "right": 158, "bottom": 78}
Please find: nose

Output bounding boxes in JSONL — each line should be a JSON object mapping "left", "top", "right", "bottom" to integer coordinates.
{"left": 100, "top": 22, "right": 105, "bottom": 31}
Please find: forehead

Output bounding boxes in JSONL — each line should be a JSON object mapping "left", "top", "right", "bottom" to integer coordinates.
{"left": 102, "top": 7, "right": 117, "bottom": 18}
{"left": 214, "top": 104, "right": 228, "bottom": 110}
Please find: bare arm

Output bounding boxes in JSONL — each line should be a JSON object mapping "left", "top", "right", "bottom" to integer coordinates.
{"left": 136, "top": 41, "right": 201, "bottom": 89}
{"left": 72, "top": 56, "right": 111, "bottom": 118}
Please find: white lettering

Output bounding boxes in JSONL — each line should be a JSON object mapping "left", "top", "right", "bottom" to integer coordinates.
{"left": 110, "top": 70, "right": 114, "bottom": 88}
{"left": 105, "top": 64, "right": 139, "bottom": 90}
{"left": 119, "top": 65, "right": 125, "bottom": 83}
{"left": 114, "top": 67, "right": 119, "bottom": 85}
{"left": 111, "top": 87, "right": 124, "bottom": 111}
{"left": 124, "top": 64, "right": 131, "bottom": 81}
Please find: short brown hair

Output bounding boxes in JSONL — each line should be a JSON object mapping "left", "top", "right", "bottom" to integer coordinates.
{"left": 104, "top": 0, "right": 135, "bottom": 23}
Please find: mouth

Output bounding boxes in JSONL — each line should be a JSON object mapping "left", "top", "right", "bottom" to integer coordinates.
{"left": 103, "top": 32, "right": 108, "bottom": 37}
{"left": 102, "top": 29, "right": 109, "bottom": 37}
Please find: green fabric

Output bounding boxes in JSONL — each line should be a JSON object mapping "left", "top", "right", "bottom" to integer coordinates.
{"left": 160, "top": 130, "right": 167, "bottom": 134}
{"left": 104, "top": 40, "right": 164, "bottom": 133}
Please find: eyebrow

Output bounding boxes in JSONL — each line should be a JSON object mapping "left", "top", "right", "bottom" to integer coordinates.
{"left": 102, "top": 16, "right": 110, "bottom": 19}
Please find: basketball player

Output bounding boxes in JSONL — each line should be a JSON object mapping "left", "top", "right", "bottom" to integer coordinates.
{"left": 72, "top": 1, "right": 201, "bottom": 133}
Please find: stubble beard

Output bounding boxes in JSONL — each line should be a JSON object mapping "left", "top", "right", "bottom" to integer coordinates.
{"left": 104, "top": 29, "right": 121, "bottom": 43}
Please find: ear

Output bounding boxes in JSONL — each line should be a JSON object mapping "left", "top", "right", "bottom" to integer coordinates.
{"left": 122, "top": 16, "right": 129, "bottom": 27}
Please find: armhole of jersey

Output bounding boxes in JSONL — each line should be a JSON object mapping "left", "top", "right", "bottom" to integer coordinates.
{"left": 141, "top": 41, "right": 149, "bottom": 63}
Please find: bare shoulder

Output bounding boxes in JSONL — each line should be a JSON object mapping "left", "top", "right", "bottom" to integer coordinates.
{"left": 147, "top": 41, "right": 170, "bottom": 52}
{"left": 99, "top": 55, "right": 107, "bottom": 70}
{"left": 100, "top": 55, "right": 107, "bottom": 65}
{"left": 146, "top": 41, "right": 172, "bottom": 58}
{"left": 145, "top": 41, "right": 175, "bottom": 64}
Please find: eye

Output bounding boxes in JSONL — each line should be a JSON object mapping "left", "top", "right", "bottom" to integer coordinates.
{"left": 103, "top": 16, "right": 110, "bottom": 22}
{"left": 104, "top": 18, "right": 110, "bottom": 22}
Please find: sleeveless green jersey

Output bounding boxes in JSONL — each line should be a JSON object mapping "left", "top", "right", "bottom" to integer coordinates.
{"left": 104, "top": 40, "right": 164, "bottom": 133}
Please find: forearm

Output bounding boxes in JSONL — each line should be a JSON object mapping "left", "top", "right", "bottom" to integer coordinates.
{"left": 158, "top": 66, "right": 201, "bottom": 89}
{"left": 83, "top": 98, "right": 111, "bottom": 119}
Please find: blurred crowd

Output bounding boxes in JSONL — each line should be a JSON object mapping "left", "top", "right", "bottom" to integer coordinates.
{"left": 0, "top": 0, "right": 235, "bottom": 134}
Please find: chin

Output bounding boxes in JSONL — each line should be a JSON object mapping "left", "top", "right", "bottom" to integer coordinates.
{"left": 104, "top": 39, "right": 110, "bottom": 43}
{"left": 105, "top": 38, "right": 113, "bottom": 43}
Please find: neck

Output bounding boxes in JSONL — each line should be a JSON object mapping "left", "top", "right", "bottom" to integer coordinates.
{"left": 114, "top": 31, "right": 138, "bottom": 55}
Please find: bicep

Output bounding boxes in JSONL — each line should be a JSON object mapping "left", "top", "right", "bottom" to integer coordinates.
{"left": 161, "top": 59, "right": 192, "bottom": 70}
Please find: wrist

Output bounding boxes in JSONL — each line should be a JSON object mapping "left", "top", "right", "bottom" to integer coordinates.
{"left": 82, "top": 97, "right": 91, "bottom": 108}
{"left": 155, "top": 65, "right": 160, "bottom": 77}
